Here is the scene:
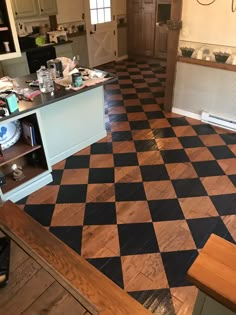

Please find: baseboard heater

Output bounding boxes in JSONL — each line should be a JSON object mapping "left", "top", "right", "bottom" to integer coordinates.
{"left": 201, "top": 111, "right": 236, "bottom": 132}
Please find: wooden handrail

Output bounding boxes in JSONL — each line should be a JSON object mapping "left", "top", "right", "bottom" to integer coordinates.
{"left": 0, "top": 201, "right": 151, "bottom": 315}
{"left": 187, "top": 234, "right": 236, "bottom": 313}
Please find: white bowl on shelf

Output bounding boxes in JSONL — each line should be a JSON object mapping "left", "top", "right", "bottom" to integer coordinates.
{"left": 0, "top": 120, "right": 21, "bottom": 150}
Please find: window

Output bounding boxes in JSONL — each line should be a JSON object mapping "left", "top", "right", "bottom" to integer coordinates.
{"left": 90, "top": 0, "right": 112, "bottom": 25}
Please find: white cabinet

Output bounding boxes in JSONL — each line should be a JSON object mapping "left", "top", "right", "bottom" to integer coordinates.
{"left": 11, "top": 0, "right": 57, "bottom": 18}
{"left": 38, "top": 0, "right": 57, "bottom": 16}
{"left": 0, "top": 0, "right": 21, "bottom": 60}
{"left": 56, "top": 0, "right": 84, "bottom": 24}
{"left": 11, "top": 0, "right": 38, "bottom": 18}
{"left": 71, "top": 35, "right": 89, "bottom": 67}
{"left": 1, "top": 52, "right": 29, "bottom": 77}
{"left": 55, "top": 43, "right": 73, "bottom": 59}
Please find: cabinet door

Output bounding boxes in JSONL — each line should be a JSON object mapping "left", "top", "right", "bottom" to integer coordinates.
{"left": 57, "top": 0, "right": 84, "bottom": 24}
{"left": 11, "top": 0, "right": 38, "bottom": 18}
{"left": 71, "top": 36, "right": 89, "bottom": 67}
{"left": 55, "top": 44, "right": 73, "bottom": 59}
{"left": 38, "top": 0, "right": 57, "bottom": 16}
{"left": 142, "top": 0, "right": 156, "bottom": 56}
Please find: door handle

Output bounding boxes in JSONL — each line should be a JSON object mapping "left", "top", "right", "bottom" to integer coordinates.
{"left": 90, "top": 31, "right": 95, "bottom": 35}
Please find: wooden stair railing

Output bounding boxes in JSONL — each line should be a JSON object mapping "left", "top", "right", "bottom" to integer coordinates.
{"left": 0, "top": 200, "right": 151, "bottom": 315}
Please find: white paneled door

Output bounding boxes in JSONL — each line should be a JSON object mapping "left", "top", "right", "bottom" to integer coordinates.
{"left": 84, "top": 0, "right": 117, "bottom": 67}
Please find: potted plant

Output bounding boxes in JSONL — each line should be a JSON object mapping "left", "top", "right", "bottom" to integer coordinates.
{"left": 213, "top": 52, "right": 230, "bottom": 63}
{"left": 180, "top": 47, "right": 195, "bottom": 58}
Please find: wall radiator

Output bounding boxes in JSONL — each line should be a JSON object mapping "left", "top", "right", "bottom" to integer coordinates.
{"left": 201, "top": 112, "right": 236, "bottom": 132}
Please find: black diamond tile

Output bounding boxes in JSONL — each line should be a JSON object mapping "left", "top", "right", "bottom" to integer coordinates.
{"left": 220, "top": 133, "right": 236, "bottom": 144}
{"left": 147, "top": 82, "right": 162, "bottom": 87}
{"left": 89, "top": 168, "right": 114, "bottom": 184}
{"left": 120, "top": 84, "right": 134, "bottom": 88}
{"left": 211, "top": 194, "right": 236, "bottom": 215}
{"left": 91, "top": 142, "right": 112, "bottom": 154}
{"left": 161, "top": 250, "right": 198, "bottom": 287}
{"left": 87, "top": 257, "right": 124, "bottom": 288}
{"left": 153, "top": 128, "right": 176, "bottom": 138}
{"left": 229, "top": 175, "right": 236, "bottom": 187}
{"left": 153, "top": 91, "right": 165, "bottom": 98}
{"left": 49, "top": 226, "right": 82, "bottom": 254}
{"left": 106, "top": 89, "right": 121, "bottom": 95}
{"left": 136, "top": 87, "right": 150, "bottom": 93}
{"left": 118, "top": 75, "right": 130, "bottom": 80}
{"left": 130, "top": 120, "right": 150, "bottom": 130}
{"left": 141, "top": 165, "right": 169, "bottom": 181}
{"left": 132, "top": 79, "right": 146, "bottom": 83}
{"left": 161, "top": 149, "right": 189, "bottom": 163}
{"left": 118, "top": 223, "right": 159, "bottom": 255}
{"left": 65, "top": 156, "right": 90, "bottom": 169}
{"left": 179, "top": 136, "right": 204, "bottom": 148}
{"left": 192, "top": 161, "right": 225, "bottom": 177}
{"left": 57, "top": 185, "right": 87, "bottom": 203}
{"left": 172, "top": 178, "right": 207, "bottom": 198}
{"left": 112, "top": 131, "right": 133, "bottom": 141}
{"left": 109, "top": 100, "right": 124, "bottom": 107}
{"left": 24, "top": 204, "right": 54, "bottom": 226}
{"left": 84, "top": 202, "right": 116, "bottom": 225}
{"left": 123, "top": 94, "right": 139, "bottom": 100}
{"left": 115, "top": 183, "right": 146, "bottom": 201}
{"left": 167, "top": 117, "right": 189, "bottom": 126}
{"left": 109, "top": 113, "right": 128, "bottom": 122}
{"left": 141, "top": 98, "right": 157, "bottom": 105}
{"left": 48, "top": 170, "right": 63, "bottom": 185}
{"left": 134, "top": 139, "right": 157, "bottom": 152}
{"left": 148, "top": 199, "right": 184, "bottom": 221}
{"left": 192, "top": 124, "right": 216, "bottom": 135}
{"left": 16, "top": 196, "right": 28, "bottom": 205}
{"left": 187, "top": 217, "right": 235, "bottom": 248}
{"left": 126, "top": 106, "right": 143, "bottom": 113}
{"left": 129, "top": 289, "right": 176, "bottom": 315}
{"left": 114, "top": 153, "right": 138, "bottom": 167}
{"left": 146, "top": 111, "right": 165, "bottom": 119}
{"left": 208, "top": 146, "right": 235, "bottom": 159}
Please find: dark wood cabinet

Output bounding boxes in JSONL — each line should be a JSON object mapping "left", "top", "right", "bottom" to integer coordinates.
{"left": 127, "top": 0, "right": 156, "bottom": 57}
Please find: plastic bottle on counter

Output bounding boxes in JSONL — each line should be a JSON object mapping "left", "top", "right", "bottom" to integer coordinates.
{"left": 36, "top": 65, "right": 54, "bottom": 93}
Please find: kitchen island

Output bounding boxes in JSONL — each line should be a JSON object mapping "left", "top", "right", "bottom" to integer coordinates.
{"left": 0, "top": 70, "right": 116, "bottom": 202}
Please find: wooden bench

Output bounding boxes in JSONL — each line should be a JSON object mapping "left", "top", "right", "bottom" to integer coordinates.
{"left": 0, "top": 200, "right": 151, "bottom": 315}
{"left": 187, "top": 234, "right": 236, "bottom": 315}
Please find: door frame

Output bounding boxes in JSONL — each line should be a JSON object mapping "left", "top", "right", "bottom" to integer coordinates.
{"left": 164, "top": 0, "right": 183, "bottom": 112}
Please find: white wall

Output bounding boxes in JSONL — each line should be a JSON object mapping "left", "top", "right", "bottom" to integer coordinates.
{"left": 180, "top": 0, "right": 236, "bottom": 47}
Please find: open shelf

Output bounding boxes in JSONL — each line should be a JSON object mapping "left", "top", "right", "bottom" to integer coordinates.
{"left": 0, "top": 139, "right": 42, "bottom": 167}
{"left": 1, "top": 164, "right": 48, "bottom": 194}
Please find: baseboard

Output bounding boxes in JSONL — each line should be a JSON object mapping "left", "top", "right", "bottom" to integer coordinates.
{"left": 172, "top": 107, "right": 201, "bottom": 121}
{"left": 116, "top": 55, "right": 128, "bottom": 62}
{"left": 50, "top": 130, "right": 107, "bottom": 166}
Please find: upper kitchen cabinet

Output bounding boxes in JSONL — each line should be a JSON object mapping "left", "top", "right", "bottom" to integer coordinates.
{"left": 0, "top": 0, "right": 21, "bottom": 60}
{"left": 12, "top": 0, "right": 57, "bottom": 19}
{"left": 38, "top": 0, "right": 57, "bottom": 16}
{"left": 56, "top": 0, "right": 84, "bottom": 24}
{"left": 11, "top": 0, "right": 38, "bottom": 18}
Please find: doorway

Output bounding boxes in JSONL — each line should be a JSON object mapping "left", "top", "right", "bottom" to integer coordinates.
{"left": 84, "top": 0, "right": 117, "bottom": 67}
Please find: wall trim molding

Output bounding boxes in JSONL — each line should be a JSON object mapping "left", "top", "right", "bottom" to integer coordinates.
{"left": 172, "top": 107, "right": 201, "bottom": 121}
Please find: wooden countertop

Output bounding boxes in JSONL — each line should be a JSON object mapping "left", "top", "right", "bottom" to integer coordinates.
{"left": 0, "top": 201, "right": 151, "bottom": 315}
{"left": 187, "top": 234, "right": 236, "bottom": 312}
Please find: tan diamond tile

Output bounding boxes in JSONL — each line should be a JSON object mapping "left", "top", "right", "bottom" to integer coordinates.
{"left": 112, "top": 141, "right": 136, "bottom": 153}
{"left": 201, "top": 176, "right": 236, "bottom": 195}
{"left": 149, "top": 118, "right": 171, "bottom": 129}
{"left": 153, "top": 221, "right": 196, "bottom": 252}
{"left": 124, "top": 99, "right": 141, "bottom": 106}
{"left": 98, "top": 133, "right": 112, "bottom": 142}
{"left": 144, "top": 181, "right": 177, "bottom": 200}
{"left": 90, "top": 154, "right": 114, "bottom": 168}
{"left": 166, "top": 163, "right": 198, "bottom": 179}
{"left": 26, "top": 186, "right": 59, "bottom": 204}
{"left": 185, "top": 117, "right": 202, "bottom": 125}
{"left": 52, "top": 160, "right": 66, "bottom": 170}
{"left": 172, "top": 126, "right": 197, "bottom": 137}
{"left": 143, "top": 104, "right": 162, "bottom": 112}
{"left": 108, "top": 106, "right": 126, "bottom": 114}
{"left": 116, "top": 201, "right": 152, "bottom": 224}
{"left": 132, "top": 129, "right": 154, "bottom": 140}
{"left": 115, "top": 166, "right": 142, "bottom": 183}
{"left": 200, "top": 135, "right": 225, "bottom": 146}
{"left": 121, "top": 88, "right": 137, "bottom": 94}
{"left": 81, "top": 225, "right": 119, "bottom": 258}
{"left": 179, "top": 197, "right": 218, "bottom": 219}
{"left": 121, "top": 254, "right": 168, "bottom": 291}
{"left": 185, "top": 147, "right": 214, "bottom": 162}
{"left": 137, "top": 92, "right": 154, "bottom": 99}
{"left": 110, "top": 122, "right": 131, "bottom": 131}
{"left": 156, "top": 138, "right": 183, "bottom": 150}
{"left": 127, "top": 112, "right": 147, "bottom": 121}
{"left": 229, "top": 145, "right": 236, "bottom": 155}
{"left": 213, "top": 126, "right": 235, "bottom": 134}
{"left": 61, "top": 169, "right": 89, "bottom": 185}
{"left": 171, "top": 286, "right": 198, "bottom": 315}
{"left": 217, "top": 158, "right": 236, "bottom": 175}
{"left": 86, "top": 184, "right": 115, "bottom": 202}
{"left": 73, "top": 146, "right": 91, "bottom": 155}
{"left": 51, "top": 203, "right": 85, "bottom": 226}
{"left": 221, "top": 215, "right": 236, "bottom": 241}
{"left": 137, "top": 151, "right": 164, "bottom": 165}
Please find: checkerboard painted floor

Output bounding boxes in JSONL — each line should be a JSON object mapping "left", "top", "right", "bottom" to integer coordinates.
{"left": 17, "top": 59, "right": 236, "bottom": 315}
